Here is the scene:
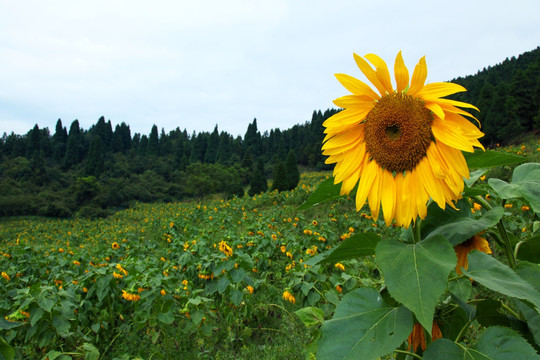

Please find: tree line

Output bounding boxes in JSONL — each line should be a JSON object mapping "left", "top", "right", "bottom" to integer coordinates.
{"left": 0, "top": 110, "right": 337, "bottom": 218}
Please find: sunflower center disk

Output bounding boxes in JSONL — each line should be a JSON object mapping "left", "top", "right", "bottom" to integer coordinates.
{"left": 364, "top": 92, "right": 434, "bottom": 173}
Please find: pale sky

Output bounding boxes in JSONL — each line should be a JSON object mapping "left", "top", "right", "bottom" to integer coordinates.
{"left": 1, "top": 0, "right": 539, "bottom": 138}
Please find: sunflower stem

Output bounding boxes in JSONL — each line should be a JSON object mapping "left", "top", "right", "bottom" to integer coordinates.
{"left": 394, "top": 349, "right": 422, "bottom": 359}
{"left": 475, "top": 196, "right": 516, "bottom": 268}
{"left": 412, "top": 219, "right": 422, "bottom": 243}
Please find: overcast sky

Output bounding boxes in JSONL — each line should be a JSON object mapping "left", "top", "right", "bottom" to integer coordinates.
{"left": 1, "top": 0, "right": 539, "bottom": 138}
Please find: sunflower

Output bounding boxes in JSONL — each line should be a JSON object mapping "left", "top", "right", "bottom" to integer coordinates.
{"left": 322, "top": 52, "right": 484, "bottom": 228}
{"left": 454, "top": 233, "right": 492, "bottom": 274}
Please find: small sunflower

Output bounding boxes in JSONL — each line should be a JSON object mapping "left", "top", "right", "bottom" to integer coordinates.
{"left": 322, "top": 52, "right": 484, "bottom": 228}
{"left": 454, "top": 233, "right": 492, "bottom": 274}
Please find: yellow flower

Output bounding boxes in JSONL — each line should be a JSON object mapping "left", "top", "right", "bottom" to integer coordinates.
{"left": 454, "top": 233, "right": 492, "bottom": 275}
{"left": 1, "top": 272, "right": 10, "bottom": 281}
{"left": 504, "top": 203, "right": 513, "bottom": 209}
{"left": 473, "top": 203, "right": 482, "bottom": 211}
{"left": 246, "top": 285, "right": 254, "bottom": 294}
{"left": 73, "top": 260, "right": 81, "bottom": 266}
{"left": 111, "top": 242, "right": 120, "bottom": 249}
{"left": 283, "top": 290, "right": 296, "bottom": 304}
{"left": 335, "top": 262, "right": 345, "bottom": 271}
{"left": 322, "top": 52, "right": 484, "bottom": 228}
{"left": 121, "top": 290, "right": 141, "bottom": 302}
{"left": 160, "top": 289, "right": 166, "bottom": 296}
{"left": 521, "top": 205, "right": 530, "bottom": 211}
{"left": 113, "top": 271, "right": 124, "bottom": 279}
{"left": 218, "top": 240, "right": 233, "bottom": 257}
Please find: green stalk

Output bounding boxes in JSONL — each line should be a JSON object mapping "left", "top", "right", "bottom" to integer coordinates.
{"left": 394, "top": 349, "right": 423, "bottom": 359}
{"left": 412, "top": 218, "right": 422, "bottom": 244}
{"left": 474, "top": 196, "right": 516, "bottom": 268}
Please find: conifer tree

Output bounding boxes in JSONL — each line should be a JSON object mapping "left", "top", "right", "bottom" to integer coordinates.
{"left": 271, "top": 160, "right": 288, "bottom": 192}
{"left": 285, "top": 149, "right": 300, "bottom": 190}
{"left": 147, "top": 125, "right": 160, "bottom": 156}
{"left": 248, "top": 159, "right": 267, "bottom": 196}
{"left": 85, "top": 136, "right": 104, "bottom": 177}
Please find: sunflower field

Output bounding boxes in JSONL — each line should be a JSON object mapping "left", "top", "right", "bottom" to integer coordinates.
{"left": 1, "top": 142, "right": 539, "bottom": 359}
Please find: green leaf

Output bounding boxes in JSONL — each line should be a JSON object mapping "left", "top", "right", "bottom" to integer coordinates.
{"left": 317, "top": 287, "right": 412, "bottom": 360}
{"left": 298, "top": 177, "right": 343, "bottom": 209}
{"left": 516, "top": 234, "right": 540, "bottom": 263}
{"left": 464, "top": 149, "right": 526, "bottom": 169}
{"left": 217, "top": 277, "right": 230, "bottom": 294}
{"left": 230, "top": 268, "right": 245, "bottom": 283}
{"left": 488, "top": 163, "right": 540, "bottom": 213}
{"left": 0, "top": 319, "right": 22, "bottom": 330}
{"left": 37, "top": 292, "right": 56, "bottom": 313}
{"left": 476, "top": 299, "right": 512, "bottom": 328}
{"left": 230, "top": 289, "right": 243, "bottom": 306}
{"left": 52, "top": 312, "right": 71, "bottom": 335}
{"left": 463, "top": 251, "right": 540, "bottom": 311}
{"left": 515, "top": 300, "right": 540, "bottom": 347}
{"left": 375, "top": 235, "right": 456, "bottom": 333}
{"left": 295, "top": 307, "right": 325, "bottom": 328}
{"left": 423, "top": 326, "right": 540, "bottom": 359}
{"left": 30, "top": 307, "right": 44, "bottom": 327}
{"left": 158, "top": 310, "right": 174, "bottom": 325}
{"left": 190, "top": 310, "right": 205, "bottom": 325}
{"left": 44, "top": 350, "right": 63, "bottom": 360}
{"left": 0, "top": 337, "right": 14, "bottom": 360}
{"left": 82, "top": 343, "right": 100, "bottom": 360}
{"left": 420, "top": 199, "right": 472, "bottom": 239}
{"left": 424, "top": 207, "right": 503, "bottom": 246}
{"left": 464, "top": 168, "right": 489, "bottom": 187}
{"left": 317, "top": 232, "right": 381, "bottom": 264}
{"left": 448, "top": 277, "right": 472, "bottom": 301}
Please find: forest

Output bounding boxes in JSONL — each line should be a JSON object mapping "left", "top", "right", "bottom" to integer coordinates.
{"left": 0, "top": 46, "right": 539, "bottom": 218}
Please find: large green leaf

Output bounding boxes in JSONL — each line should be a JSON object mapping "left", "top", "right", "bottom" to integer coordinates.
{"left": 488, "top": 163, "right": 540, "bottom": 213}
{"left": 464, "top": 149, "right": 526, "bottom": 169}
{"left": 317, "top": 287, "right": 412, "bottom": 360}
{"left": 316, "top": 232, "right": 381, "bottom": 264}
{"left": 295, "top": 307, "right": 325, "bottom": 328}
{"left": 424, "top": 207, "right": 504, "bottom": 246}
{"left": 420, "top": 199, "right": 472, "bottom": 240}
{"left": 0, "top": 337, "right": 14, "bottom": 360}
{"left": 298, "top": 176, "right": 343, "bottom": 209}
{"left": 423, "top": 326, "right": 540, "bottom": 359}
{"left": 463, "top": 251, "right": 540, "bottom": 310}
{"left": 516, "top": 234, "right": 540, "bottom": 263}
{"left": 375, "top": 235, "right": 456, "bottom": 333}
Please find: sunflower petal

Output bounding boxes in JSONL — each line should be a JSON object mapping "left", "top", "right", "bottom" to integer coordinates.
{"left": 432, "top": 118, "right": 476, "bottom": 152}
{"left": 381, "top": 170, "right": 396, "bottom": 226}
{"left": 364, "top": 53, "right": 394, "bottom": 94}
{"left": 333, "top": 94, "right": 374, "bottom": 109}
{"left": 394, "top": 51, "right": 409, "bottom": 92}
{"left": 334, "top": 73, "right": 380, "bottom": 99}
{"left": 425, "top": 102, "right": 445, "bottom": 120}
{"left": 353, "top": 53, "right": 387, "bottom": 96}
{"left": 368, "top": 164, "right": 383, "bottom": 220}
{"left": 355, "top": 158, "right": 377, "bottom": 212}
{"left": 409, "top": 56, "right": 427, "bottom": 95}
{"left": 417, "top": 82, "right": 467, "bottom": 99}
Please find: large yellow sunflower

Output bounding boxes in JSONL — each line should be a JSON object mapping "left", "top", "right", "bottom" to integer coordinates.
{"left": 322, "top": 52, "right": 484, "bottom": 228}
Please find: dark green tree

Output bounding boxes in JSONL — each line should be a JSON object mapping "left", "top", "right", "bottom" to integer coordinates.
{"left": 63, "top": 120, "right": 84, "bottom": 169}
{"left": 85, "top": 136, "right": 104, "bottom": 177}
{"left": 271, "top": 160, "right": 288, "bottom": 192}
{"left": 285, "top": 149, "right": 300, "bottom": 190}
{"left": 147, "top": 125, "right": 160, "bottom": 156}
{"left": 248, "top": 159, "right": 267, "bottom": 196}
{"left": 204, "top": 125, "right": 219, "bottom": 163}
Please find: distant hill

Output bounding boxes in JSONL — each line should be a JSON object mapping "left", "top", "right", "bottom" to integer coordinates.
{"left": 450, "top": 46, "right": 540, "bottom": 145}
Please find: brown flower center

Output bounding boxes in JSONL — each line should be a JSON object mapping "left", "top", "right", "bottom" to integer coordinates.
{"left": 364, "top": 92, "right": 434, "bottom": 173}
